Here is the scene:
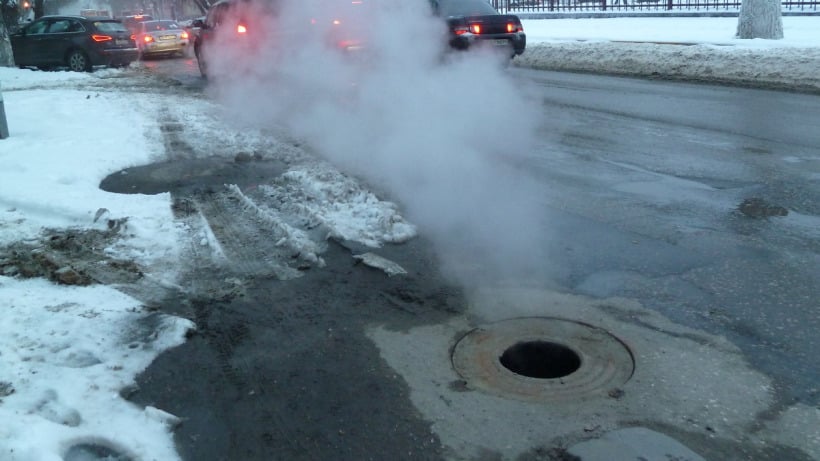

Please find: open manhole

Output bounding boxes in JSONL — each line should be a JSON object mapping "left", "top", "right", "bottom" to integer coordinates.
{"left": 452, "top": 317, "right": 634, "bottom": 402}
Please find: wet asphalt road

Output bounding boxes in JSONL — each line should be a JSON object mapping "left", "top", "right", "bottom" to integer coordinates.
{"left": 510, "top": 69, "right": 820, "bottom": 407}
{"left": 122, "top": 56, "right": 818, "bottom": 460}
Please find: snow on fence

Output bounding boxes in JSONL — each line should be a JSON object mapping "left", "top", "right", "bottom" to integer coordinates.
{"left": 494, "top": 0, "right": 819, "bottom": 13}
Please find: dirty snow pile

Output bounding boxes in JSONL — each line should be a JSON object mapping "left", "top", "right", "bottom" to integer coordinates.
{"left": 518, "top": 16, "right": 820, "bottom": 92}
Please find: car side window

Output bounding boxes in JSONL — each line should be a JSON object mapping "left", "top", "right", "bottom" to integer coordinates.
{"left": 67, "top": 20, "right": 85, "bottom": 33}
{"left": 26, "top": 20, "right": 49, "bottom": 35}
{"left": 47, "top": 19, "right": 72, "bottom": 34}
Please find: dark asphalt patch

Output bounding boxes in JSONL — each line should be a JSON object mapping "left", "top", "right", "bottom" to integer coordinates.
{"left": 99, "top": 156, "right": 288, "bottom": 195}
{"left": 127, "top": 237, "right": 466, "bottom": 461}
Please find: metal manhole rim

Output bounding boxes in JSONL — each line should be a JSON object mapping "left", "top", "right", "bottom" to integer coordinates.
{"left": 450, "top": 315, "right": 636, "bottom": 402}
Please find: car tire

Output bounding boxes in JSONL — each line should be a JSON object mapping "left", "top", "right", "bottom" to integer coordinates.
{"left": 67, "top": 50, "right": 92, "bottom": 72}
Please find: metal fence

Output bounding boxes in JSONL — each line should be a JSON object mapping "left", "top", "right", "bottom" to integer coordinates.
{"left": 492, "top": 0, "right": 819, "bottom": 13}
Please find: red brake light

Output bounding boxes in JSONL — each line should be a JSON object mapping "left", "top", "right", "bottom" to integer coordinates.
{"left": 143, "top": 35, "right": 153, "bottom": 43}
{"left": 91, "top": 34, "right": 113, "bottom": 42}
{"left": 453, "top": 24, "right": 469, "bottom": 35}
{"left": 507, "top": 23, "right": 514, "bottom": 33}
{"left": 180, "top": 31, "right": 189, "bottom": 39}
{"left": 236, "top": 24, "right": 247, "bottom": 34}
{"left": 470, "top": 24, "right": 481, "bottom": 34}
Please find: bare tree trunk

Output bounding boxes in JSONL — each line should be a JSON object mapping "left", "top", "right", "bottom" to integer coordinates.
{"left": 736, "top": 0, "right": 783, "bottom": 39}
{"left": 0, "top": 13, "right": 14, "bottom": 67}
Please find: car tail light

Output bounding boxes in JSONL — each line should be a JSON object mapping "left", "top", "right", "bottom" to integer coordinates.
{"left": 180, "top": 31, "right": 189, "bottom": 39}
{"left": 92, "top": 34, "right": 113, "bottom": 42}
{"left": 143, "top": 35, "right": 154, "bottom": 43}
{"left": 237, "top": 24, "right": 247, "bottom": 34}
{"left": 470, "top": 24, "right": 481, "bottom": 34}
{"left": 509, "top": 22, "right": 523, "bottom": 33}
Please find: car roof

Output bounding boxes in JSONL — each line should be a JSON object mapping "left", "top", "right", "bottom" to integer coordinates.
{"left": 37, "top": 15, "right": 89, "bottom": 20}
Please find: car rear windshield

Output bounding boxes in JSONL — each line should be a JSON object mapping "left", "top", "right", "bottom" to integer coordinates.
{"left": 95, "top": 20, "right": 130, "bottom": 32}
{"left": 143, "top": 20, "right": 181, "bottom": 31}
{"left": 437, "top": 0, "right": 499, "bottom": 17}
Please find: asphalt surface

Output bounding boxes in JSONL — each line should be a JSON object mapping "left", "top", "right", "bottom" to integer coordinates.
{"left": 51, "top": 54, "right": 820, "bottom": 460}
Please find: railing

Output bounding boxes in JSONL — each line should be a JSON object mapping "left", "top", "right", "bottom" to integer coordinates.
{"left": 492, "top": 0, "right": 819, "bottom": 13}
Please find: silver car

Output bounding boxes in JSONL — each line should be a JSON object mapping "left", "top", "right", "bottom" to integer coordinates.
{"left": 135, "top": 20, "right": 190, "bottom": 58}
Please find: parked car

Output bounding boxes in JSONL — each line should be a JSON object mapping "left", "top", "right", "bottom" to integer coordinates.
{"left": 134, "top": 19, "right": 190, "bottom": 58}
{"left": 9, "top": 15, "right": 139, "bottom": 72}
{"left": 430, "top": 0, "right": 526, "bottom": 57}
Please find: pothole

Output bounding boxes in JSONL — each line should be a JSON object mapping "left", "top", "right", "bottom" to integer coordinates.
{"left": 451, "top": 317, "right": 634, "bottom": 402}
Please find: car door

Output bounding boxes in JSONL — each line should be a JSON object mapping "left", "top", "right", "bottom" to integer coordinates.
{"left": 10, "top": 18, "right": 50, "bottom": 66}
{"left": 40, "top": 18, "right": 84, "bottom": 64}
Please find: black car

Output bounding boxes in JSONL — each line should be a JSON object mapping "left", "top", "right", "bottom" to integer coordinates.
{"left": 192, "top": 0, "right": 256, "bottom": 78}
{"left": 430, "top": 0, "right": 526, "bottom": 57}
{"left": 193, "top": 0, "right": 368, "bottom": 78}
{"left": 10, "top": 15, "right": 139, "bottom": 72}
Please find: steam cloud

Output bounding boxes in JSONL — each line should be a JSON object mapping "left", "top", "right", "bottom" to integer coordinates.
{"left": 205, "top": 0, "right": 550, "bottom": 289}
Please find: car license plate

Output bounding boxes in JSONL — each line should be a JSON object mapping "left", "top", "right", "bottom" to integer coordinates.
{"left": 160, "top": 35, "right": 175, "bottom": 40}
{"left": 116, "top": 39, "right": 130, "bottom": 46}
{"left": 494, "top": 39, "right": 509, "bottom": 46}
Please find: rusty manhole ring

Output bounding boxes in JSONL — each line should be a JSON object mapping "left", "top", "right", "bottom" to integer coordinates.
{"left": 451, "top": 317, "right": 635, "bottom": 402}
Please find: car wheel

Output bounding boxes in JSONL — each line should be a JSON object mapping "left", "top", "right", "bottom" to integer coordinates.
{"left": 67, "top": 50, "right": 92, "bottom": 72}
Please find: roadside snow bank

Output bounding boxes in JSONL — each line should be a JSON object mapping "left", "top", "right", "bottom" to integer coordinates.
{"left": 514, "top": 41, "right": 820, "bottom": 93}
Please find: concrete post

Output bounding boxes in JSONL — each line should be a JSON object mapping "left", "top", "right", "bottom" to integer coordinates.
{"left": 0, "top": 82, "right": 8, "bottom": 139}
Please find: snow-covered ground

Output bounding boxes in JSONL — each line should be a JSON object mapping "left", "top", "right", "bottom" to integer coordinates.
{"left": 1, "top": 13, "right": 818, "bottom": 461}
{"left": 516, "top": 16, "right": 820, "bottom": 92}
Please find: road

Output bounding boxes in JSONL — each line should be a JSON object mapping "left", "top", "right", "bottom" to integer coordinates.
{"left": 110, "top": 56, "right": 819, "bottom": 460}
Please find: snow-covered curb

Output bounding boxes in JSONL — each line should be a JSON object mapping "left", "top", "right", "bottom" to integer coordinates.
{"left": 514, "top": 41, "right": 820, "bottom": 93}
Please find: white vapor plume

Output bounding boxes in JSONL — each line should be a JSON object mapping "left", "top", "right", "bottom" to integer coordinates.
{"left": 206, "top": 0, "right": 550, "bottom": 288}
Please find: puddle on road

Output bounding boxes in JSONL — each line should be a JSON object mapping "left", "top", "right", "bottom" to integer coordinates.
{"left": 99, "top": 156, "right": 288, "bottom": 195}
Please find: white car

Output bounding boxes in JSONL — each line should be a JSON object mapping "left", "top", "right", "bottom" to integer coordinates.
{"left": 134, "top": 19, "right": 190, "bottom": 58}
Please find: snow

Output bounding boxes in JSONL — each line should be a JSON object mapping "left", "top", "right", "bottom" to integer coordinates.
{"left": 1, "top": 13, "right": 818, "bottom": 461}
{"left": 517, "top": 16, "right": 820, "bottom": 91}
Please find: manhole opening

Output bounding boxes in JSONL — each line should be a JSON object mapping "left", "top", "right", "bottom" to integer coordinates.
{"left": 499, "top": 340, "right": 581, "bottom": 379}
